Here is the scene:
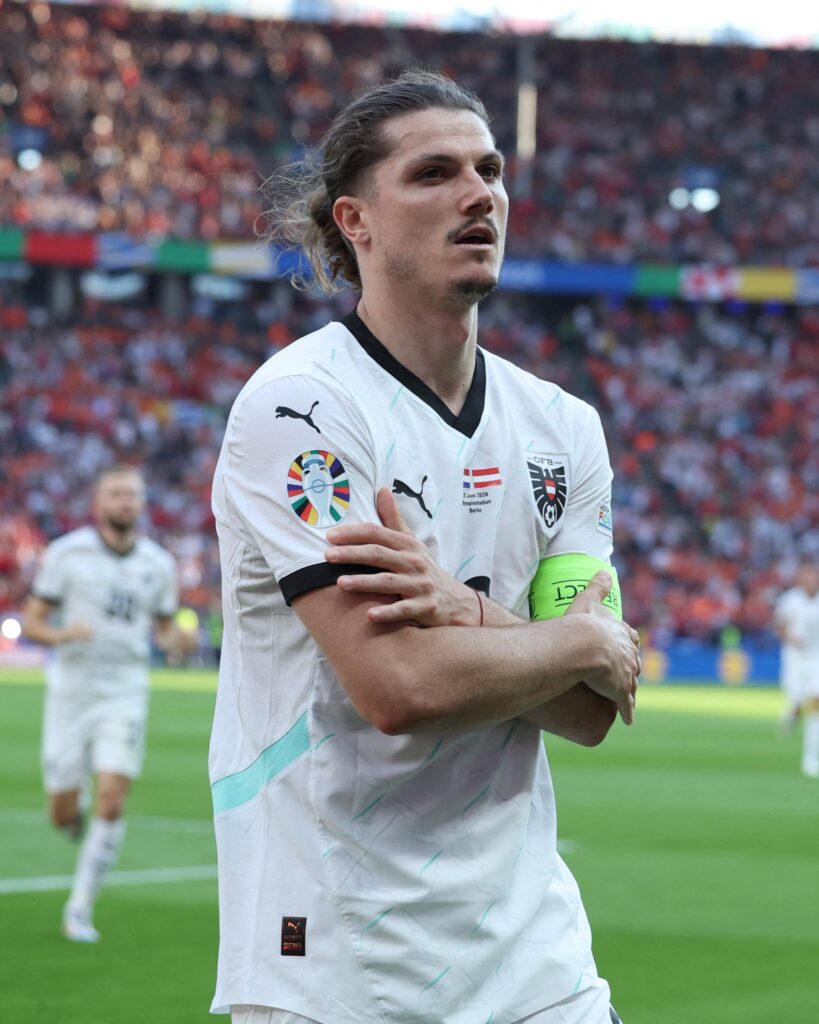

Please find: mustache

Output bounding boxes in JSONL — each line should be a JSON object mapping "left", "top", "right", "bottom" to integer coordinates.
{"left": 446, "top": 218, "right": 499, "bottom": 244}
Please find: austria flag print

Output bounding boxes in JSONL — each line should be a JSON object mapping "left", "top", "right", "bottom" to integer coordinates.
{"left": 463, "top": 467, "right": 502, "bottom": 489}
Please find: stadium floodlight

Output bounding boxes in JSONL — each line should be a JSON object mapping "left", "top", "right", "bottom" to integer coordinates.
{"left": 691, "top": 187, "right": 721, "bottom": 212}
{"left": 517, "top": 82, "right": 537, "bottom": 160}
{"left": 1, "top": 617, "right": 22, "bottom": 641}
{"left": 18, "top": 149, "right": 43, "bottom": 172}
{"left": 669, "top": 187, "right": 691, "bottom": 210}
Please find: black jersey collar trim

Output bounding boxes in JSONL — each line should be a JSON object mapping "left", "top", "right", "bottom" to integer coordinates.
{"left": 341, "top": 311, "right": 485, "bottom": 438}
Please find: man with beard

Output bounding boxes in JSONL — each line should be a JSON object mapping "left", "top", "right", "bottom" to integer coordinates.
{"left": 22, "top": 464, "right": 195, "bottom": 942}
{"left": 211, "top": 71, "right": 638, "bottom": 1024}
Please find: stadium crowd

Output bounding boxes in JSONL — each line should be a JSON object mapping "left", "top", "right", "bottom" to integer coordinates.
{"left": 1, "top": 3, "right": 817, "bottom": 648}
{"left": 2, "top": 2, "right": 819, "bottom": 265}
{"left": 1, "top": 284, "right": 816, "bottom": 646}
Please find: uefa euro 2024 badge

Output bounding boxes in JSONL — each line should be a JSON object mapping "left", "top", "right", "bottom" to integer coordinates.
{"left": 288, "top": 450, "right": 351, "bottom": 528}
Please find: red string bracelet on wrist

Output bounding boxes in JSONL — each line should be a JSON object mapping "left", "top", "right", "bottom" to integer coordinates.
{"left": 474, "top": 588, "right": 485, "bottom": 627}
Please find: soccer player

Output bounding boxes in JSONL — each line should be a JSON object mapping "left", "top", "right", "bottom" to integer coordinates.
{"left": 773, "top": 563, "right": 819, "bottom": 776}
{"left": 211, "top": 71, "right": 639, "bottom": 1023}
{"left": 22, "top": 465, "right": 195, "bottom": 942}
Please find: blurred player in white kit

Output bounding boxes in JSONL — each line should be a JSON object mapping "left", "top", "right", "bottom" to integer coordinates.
{"left": 22, "top": 465, "right": 196, "bottom": 941}
{"left": 773, "top": 563, "right": 819, "bottom": 776}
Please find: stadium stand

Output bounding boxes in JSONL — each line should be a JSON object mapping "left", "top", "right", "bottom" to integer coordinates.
{"left": 1, "top": 278, "right": 816, "bottom": 645}
{"left": 1, "top": 4, "right": 817, "bottom": 650}
{"left": 2, "top": 3, "right": 819, "bottom": 264}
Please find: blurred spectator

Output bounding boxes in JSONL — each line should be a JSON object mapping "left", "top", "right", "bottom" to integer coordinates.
{"left": 1, "top": 285, "right": 816, "bottom": 644}
{"left": 2, "top": 4, "right": 819, "bottom": 265}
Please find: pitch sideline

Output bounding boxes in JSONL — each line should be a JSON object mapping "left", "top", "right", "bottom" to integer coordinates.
{"left": 0, "top": 863, "right": 217, "bottom": 896}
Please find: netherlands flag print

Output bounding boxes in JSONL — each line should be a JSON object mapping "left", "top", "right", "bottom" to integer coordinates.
{"left": 463, "top": 467, "right": 502, "bottom": 489}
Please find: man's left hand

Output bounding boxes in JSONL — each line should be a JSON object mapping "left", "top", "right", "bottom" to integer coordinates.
{"left": 325, "top": 488, "right": 482, "bottom": 627}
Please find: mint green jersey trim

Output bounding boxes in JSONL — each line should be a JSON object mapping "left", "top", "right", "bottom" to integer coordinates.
{"left": 211, "top": 713, "right": 310, "bottom": 814}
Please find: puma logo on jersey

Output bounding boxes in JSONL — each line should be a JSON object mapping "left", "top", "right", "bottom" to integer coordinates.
{"left": 281, "top": 915, "right": 307, "bottom": 956}
{"left": 275, "top": 401, "right": 320, "bottom": 433}
{"left": 392, "top": 476, "right": 433, "bottom": 519}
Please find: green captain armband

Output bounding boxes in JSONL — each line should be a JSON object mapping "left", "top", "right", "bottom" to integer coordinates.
{"left": 528, "top": 554, "right": 623, "bottom": 621}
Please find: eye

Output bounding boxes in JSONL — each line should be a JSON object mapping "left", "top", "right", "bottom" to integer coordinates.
{"left": 480, "top": 163, "right": 502, "bottom": 180}
{"left": 417, "top": 167, "right": 445, "bottom": 181}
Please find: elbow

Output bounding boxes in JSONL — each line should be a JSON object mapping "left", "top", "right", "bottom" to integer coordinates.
{"left": 347, "top": 662, "right": 439, "bottom": 737}
{"left": 578, "top": 725, "right": 610, "bottom": 748}
{"left": 371, "top": 709, "right": 413, "bottom": 737}
{"left": 579, "top": 704, "right": 617, "bottom": 747}
{"left": 365, "top": 690, "right": 434, "bottom": 737}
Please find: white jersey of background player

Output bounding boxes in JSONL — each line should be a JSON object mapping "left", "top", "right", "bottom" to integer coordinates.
{"left": 774, "top": 564, "right": 819, "bottom": 776}
{"left": 210, "top": 72, "right": 639, "bottom": 1024}
{"left": 22, "top": 465, "right": 195, "bottom": 942}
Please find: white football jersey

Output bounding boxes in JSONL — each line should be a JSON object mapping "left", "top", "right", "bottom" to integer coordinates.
{"left": 210, "top": 313, "right": 616, "bottom": 1023}
{"left": 776, "top": 587, "right": 819, "bottom": 660}
{"left": 32, "top": 526, "right": 179, "bottom": 701}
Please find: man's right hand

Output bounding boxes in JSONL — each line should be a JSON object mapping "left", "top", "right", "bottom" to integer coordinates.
{"left": 565, "top": 570, "right": 640, "bottom": 725}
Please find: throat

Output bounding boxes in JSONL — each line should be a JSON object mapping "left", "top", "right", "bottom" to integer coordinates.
{"left": 356, "top": 300, "right": 477, "bottom": 411}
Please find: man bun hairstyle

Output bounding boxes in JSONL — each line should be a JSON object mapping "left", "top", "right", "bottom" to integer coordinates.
{"left": 259, "top": 69, "right": 491, "bottom": 293}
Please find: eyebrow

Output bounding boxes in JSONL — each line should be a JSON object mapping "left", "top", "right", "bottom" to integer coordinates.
{"left": 406, "top": 150, "right": 505, "bottom": 170}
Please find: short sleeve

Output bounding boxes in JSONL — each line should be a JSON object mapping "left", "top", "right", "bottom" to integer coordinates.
{"left": 773, "top": 591, "right": 792, "bottom": 625}
{"left": 214, "top": 373, "right": 379, "bottom": 605}
{"left": 31, "top": 542, "right": 66, "bottom": 604}
{"left": 155, "top": 554, "right": 180, "bottom": 619}
{"left": 546, "top": 403, "right": 614, "bottom": 562}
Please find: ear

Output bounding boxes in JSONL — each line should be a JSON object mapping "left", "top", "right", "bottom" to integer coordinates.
{"left": 333, "top": 195, "right": 370, "bottom": 247}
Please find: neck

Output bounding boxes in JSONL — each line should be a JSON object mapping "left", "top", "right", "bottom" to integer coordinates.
{"left": 97, "top": 524, "right": 137, "bottom": 555}
{"left": 357, "top": 290, "right": 478, "bottom": 415}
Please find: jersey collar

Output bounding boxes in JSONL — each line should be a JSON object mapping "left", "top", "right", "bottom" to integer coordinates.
{"left": 341, "top": 311, "right": 486, "bottom": 438}
{"left": 94, "top": 528, "right": 138, "bottom": 559}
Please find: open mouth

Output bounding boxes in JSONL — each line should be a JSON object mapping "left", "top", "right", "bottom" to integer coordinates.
{"left": 454, "top": 225, "right": 495, "bottom": 247}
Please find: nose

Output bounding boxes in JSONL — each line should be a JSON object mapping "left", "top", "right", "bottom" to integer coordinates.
{"left": 459, "top": 169, "right": 495, "bottom": 216}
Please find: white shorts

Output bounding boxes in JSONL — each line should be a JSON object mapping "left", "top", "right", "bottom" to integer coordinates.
{"left": 41, "top": 691, "right": 146, "bottom": 793}
{"left": 781, "top": 654, "right": 819, "bottom": 703}
{"left": 229, "top": 982, "right": 619, "bottom": 1024}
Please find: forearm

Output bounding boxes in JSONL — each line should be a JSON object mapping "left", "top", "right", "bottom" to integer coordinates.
{"left": 332, "top": 610, "right": 612, "bottom": 735}
{"left": 21, "top": 618, "right": 71, "bottom": 646}
{"left": 462, "top": 598, "right": 616, "bottom": 744}
{"left": 519, "top": 684, "right": 617, "bottom": 746}
{"left": 480, "top": 595, "right": 524, "bottom": 628}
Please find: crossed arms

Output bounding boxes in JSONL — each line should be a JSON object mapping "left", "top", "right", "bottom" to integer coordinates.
{"left": 294, "top": 488, "right": 640, "bottom": 744}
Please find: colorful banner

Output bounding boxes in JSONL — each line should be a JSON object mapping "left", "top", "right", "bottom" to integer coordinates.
{"left": 0, "top": 228, "right": 817, "bottom": 303}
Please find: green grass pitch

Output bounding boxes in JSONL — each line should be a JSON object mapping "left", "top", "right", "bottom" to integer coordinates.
{"left": 1, "top": 669, "right": 817, "bottom": 1023}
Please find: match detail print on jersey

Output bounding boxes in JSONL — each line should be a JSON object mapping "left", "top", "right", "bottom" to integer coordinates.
{"left": 287, "top": 450, "right": 350, "bottom": 528}
{"left": 527, "top": 453, "right": 569, "bottom": 529}
{"left": 462, "top": 466, "right": 504, "bottom": 514}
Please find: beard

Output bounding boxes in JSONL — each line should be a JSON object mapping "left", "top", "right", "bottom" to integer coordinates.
{"left": 105, "top": 514, "right": 137, "bottom": 534}
{"left": 383, "top": 250, "right": 500, "bottom": 310}
{"left": 448, "top": 273, "right": 499, "bottom": 307}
